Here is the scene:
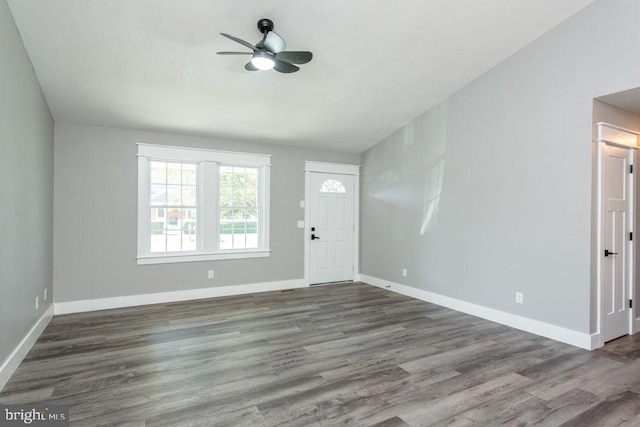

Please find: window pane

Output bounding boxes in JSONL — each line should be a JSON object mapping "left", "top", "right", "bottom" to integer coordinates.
{"left": 167, "top": 185, "right": 181, "bottom": 205}
{"left": 232, "top": 167, "right": 246, "bottom": 185}
{"left": 219, "top": 235, "right": 232, "bottom": 250}
{"left": 219, "top": 166, "right": 233, "bottom": 186}
{"left": 167, "top": 208, "right": 181, "bottom": 229}
{"left": 150, "top": 232, "right": 167, "bottom": 252}
{"left": 246, "top": 168, "right": 258, "bottom": 184}
{"left": 233, "top": 233, "right": 247, "bottom": 249}
{"left": 246, "top": 187, "right": 257, "bottom": 207}
{"left": 246, "top": 233, "right": 258, "bottom": 248}
{"left": 232, "top": 217, "right": 246, "bottom": 234}
{"left": 182, "top": 209, "right": 197, "bottom": 251}
{"left": 182, "top": 185, "right": 196, "bottom": 206}
{"left": 150, "top": 208, "right": 166, "bottom": 253}
{"left": 219, "top": 185, "right": 232, "bottom": 208}
{"left": 166, "top": 229, "right": 181, "bottom": 252}
{"left": 150, "top": 161, "right": 167, "bottom": 184}
{"left": 150, "top": 184, "right": 166, "bottom": 206}
{"left": 151, "top": 208, "right": 164, "bottom": 227}
{"left": 320, "top": 179, "right": 346, "bottom": 193}
{"left": 167, "top": 163, "right": 182, "bottom": 184}
{"left": 232, "top": 188, "right": 244, "bottom": 206}
{"left": 182, "top": 164, "right": 197, "bottom": 185}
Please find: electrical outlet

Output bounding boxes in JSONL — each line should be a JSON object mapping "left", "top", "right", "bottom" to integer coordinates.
{"left": 35, "top": 296, "right": 39, "bottom": 310}
{"left": 515, "top": 292, "right": 524, "bottom": 304}
{"left": 402, "top": 268, "right": 407, "bottom": 277}
{"left": 44, "top": 288, "right": 47, "bottom": 301}
{"left": 208, "top": 270, "right": 214, "bottom": 279}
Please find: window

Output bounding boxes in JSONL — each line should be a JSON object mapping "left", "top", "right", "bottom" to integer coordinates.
{"left": 320, "top": 179, "right": 346, "bottom": 193}
{"left": 219, "top": 166, "right": 259, "bottom": 250}
{"left": 137, "top": 144, "right": 271, "bottom": 264}
{"left": 149, "top": 161, "right": 197, "bottom": 253}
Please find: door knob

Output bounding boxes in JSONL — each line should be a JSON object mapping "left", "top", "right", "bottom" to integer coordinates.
{"left": 604, "top": 249, "right": 619, "bottom": 257}
{"left": 311, "top": 234, "right": 320, "bottom": 240}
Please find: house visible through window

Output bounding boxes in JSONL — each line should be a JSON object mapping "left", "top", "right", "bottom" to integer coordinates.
{"left": 149, "top": 161, "right": 197, "bottom": 253}
{"left": 137, "top": 144, "right": 271, "bottom": 265}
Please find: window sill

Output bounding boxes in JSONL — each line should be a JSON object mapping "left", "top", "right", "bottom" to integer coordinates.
{"left": 137, "top": 250, "right": 270, "bottom": 265}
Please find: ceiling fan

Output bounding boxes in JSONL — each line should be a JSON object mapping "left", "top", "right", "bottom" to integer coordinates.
{"left": 217, "top": 18, "right": 313, "bottom": 73}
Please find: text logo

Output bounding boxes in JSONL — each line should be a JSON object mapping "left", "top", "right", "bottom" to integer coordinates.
{"left": 1, "top": 405, "right": 68, "bottom": 426}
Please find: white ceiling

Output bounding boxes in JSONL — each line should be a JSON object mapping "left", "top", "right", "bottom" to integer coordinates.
{"left": 597, "top": 87, "right": 640, "bottom": 115}
{"left": 7, "top": 0, "right": 595, "bottom": 153}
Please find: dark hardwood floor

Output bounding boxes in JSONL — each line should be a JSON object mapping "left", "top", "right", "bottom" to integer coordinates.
{"left": 1, "top": 282, "right": 640, "bottom": 426}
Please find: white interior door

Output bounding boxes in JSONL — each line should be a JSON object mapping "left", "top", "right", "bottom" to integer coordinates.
{"left": 602, "top": 143, "right": 633, "bottom": 342}
{"left": 309, "top": 173, "right": 355, "bottom": 284}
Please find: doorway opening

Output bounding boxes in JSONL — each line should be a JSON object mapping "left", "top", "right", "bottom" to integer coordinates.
{"left": 593, "top": 92, "right": 640, "bottom": 347}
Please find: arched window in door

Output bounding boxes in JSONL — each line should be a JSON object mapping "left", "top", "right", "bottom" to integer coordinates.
{"left": 320, "top": 179, "right": 346, "bottom": 193}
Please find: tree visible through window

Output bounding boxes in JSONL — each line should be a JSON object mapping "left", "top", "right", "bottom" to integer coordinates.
{"left": 219, "top": 166, "right": 259, "bottom": 250}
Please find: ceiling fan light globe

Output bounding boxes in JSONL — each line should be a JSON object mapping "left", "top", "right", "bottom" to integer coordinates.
{"left": 251, "top": 52, "right": 275, "bottom": 70}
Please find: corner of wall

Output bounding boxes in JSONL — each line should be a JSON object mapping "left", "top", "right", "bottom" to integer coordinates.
{"left": 0, "top": 305, "right": 54, "bottom": 392}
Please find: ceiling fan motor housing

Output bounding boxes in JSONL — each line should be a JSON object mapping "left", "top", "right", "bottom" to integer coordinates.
{"left": 257, "top": 18, "right": 274, "bottom": 34}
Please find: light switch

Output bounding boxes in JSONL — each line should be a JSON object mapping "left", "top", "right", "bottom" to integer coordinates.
{"left": 297, "top": 221, "right": 305, "bottom": 228}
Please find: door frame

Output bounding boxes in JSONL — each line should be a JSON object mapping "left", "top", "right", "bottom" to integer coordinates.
{"left": 304, "top": 161, "right": 361, "bottom": 285}
{"left": 596, "top": 122, "right": 639, "bottom": 347}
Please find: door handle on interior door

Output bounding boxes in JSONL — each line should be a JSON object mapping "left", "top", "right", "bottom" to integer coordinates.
{"left": 604, "top": 249, "right": 619, "bottom": 257}
{"left": 311, "top": 234, "right": 320, "bottom": 240}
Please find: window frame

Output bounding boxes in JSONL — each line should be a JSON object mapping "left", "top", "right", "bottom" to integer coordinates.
{"left": 137, "top": 143, "right": 271, "bottom": 265}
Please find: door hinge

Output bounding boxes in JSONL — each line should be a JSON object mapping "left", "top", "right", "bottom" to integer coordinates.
{"left": 630, "top": 300, "right": 633, "bottom": 309}
{"left": 631, "top": 232, "right": 634, "bottom": 241}
{"left": 631, "top": 165, "right": 634, "bottom": 174}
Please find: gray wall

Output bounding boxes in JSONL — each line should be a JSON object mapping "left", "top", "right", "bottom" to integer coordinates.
{"left": 360, "top": 0, "right": 640, "bottom": 334}
{"left": 53, "top": 122, "right": 359, "bottom": 303}
{"left": 0, "top": 0, "right": 53, "bottom": 367}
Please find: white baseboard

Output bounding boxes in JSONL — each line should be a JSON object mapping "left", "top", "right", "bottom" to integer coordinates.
{"left": 358, "top": 274, "right": 597, "bottom": 350}
{"left": 631, "top": 315, "right": 640, "bottom": 339}
{"left": 0, "top": 305, "right": 54, "bottom": 392}
{"left": 54, "top": 279, "right": 308, "bottom": 315}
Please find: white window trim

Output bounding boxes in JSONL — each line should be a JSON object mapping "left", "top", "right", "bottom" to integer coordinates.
{"left": 137, "top": 143, "right": 271, "bottom": 265}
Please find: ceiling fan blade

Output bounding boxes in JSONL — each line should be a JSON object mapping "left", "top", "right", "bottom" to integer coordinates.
{"left": 220, "top": 33, "right": 256, "bottom": 51}
{"left": 245, "top": 61, "right": 259, "bottom": 71}
{"left": 217, "top": 51, "right": 252, "bottom": 55}
{"left": 275, "top": 51, "right": 313, "bottom": 64}
{"left": 264, "top": 31, "right": 286, "bottom": 53}
{"left": 273, "top": 59, "right": 299, "bottom": 73}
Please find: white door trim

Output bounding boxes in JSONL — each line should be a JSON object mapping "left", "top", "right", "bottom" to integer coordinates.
{"left": 304, "top": 162, "right": 360, "bottom": 285}
{"left": 596, "top": 122, "right": 638, "bottom": 348}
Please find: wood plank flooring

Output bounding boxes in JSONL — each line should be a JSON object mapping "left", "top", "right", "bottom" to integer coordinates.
{"left": 2, "top": 282, "right": 640, "bottom": 426}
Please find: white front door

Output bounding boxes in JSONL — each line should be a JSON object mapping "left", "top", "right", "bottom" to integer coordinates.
{"left": 309, "top": 173, "right": 355, "bottom": 284}
{"left": 602, "top": 143, "right": 633, "bottom": 342}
